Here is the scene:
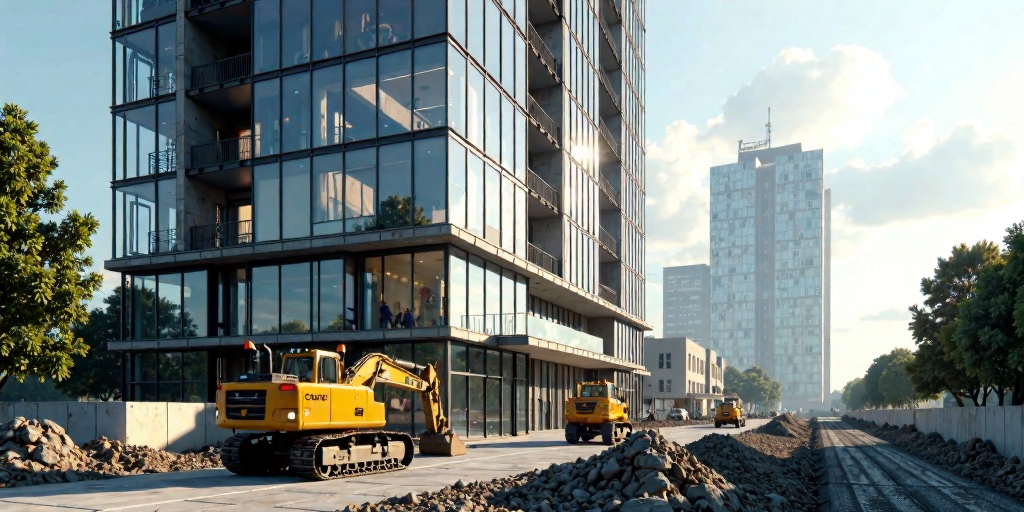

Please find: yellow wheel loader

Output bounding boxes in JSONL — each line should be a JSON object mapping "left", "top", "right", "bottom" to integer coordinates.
{"left": 714, "top": 394, "right": 745, "bottom": 428}
{"left": 215, "top": 342, "right": 466, "bottom": 480}
{"left": 563, "top": 380, "right": 632, "bottom": 446}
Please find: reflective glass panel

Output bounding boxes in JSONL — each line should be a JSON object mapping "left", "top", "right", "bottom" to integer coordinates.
{"left": 319, "top": 259, "right": 345, "bottom": 332}
{"left": 345, "top": 58, "right": 376, "bottom": 142}
{"left": 448, "top": 251, "right": 467, "bottom": 329}
{"left": 250, "top": 266, "right": 280, "bottom": 335}
{"left": 313, "top": 65, "right": 343, "bottom": 147}
{"left": 378, "top": 142, "right": 412, "bottom": 229}
{"left": 182, "top": 271, "right": 208, "bottom": 338}
{"left": 484, "top": 164, "right": 500, "bottom": 244}
{"left": 254, "top": 163, "right": 281, "bottom": 242}
{"left": 413, "top": 252, "right": 445, "bottom": 327}
{"left": 448, "top": 139, "right": 466, "bottom": 229}
{"left": 414, "top": 0, "right": 446, "bottom": 38}
{"left": 467, "top": 153, "right": 484, "bottom": 237}
{"left": 344, "top": 147, "right": 377, "bottom": 231}
{"left": 313, "top": 153, "right": 345, "bottom": 235}
{"left": 254, "top": 79, "right": 281, "bottom": 156}
{"left": 384, "top": 254, "right": 413, "bottom": 327}
{"left": 414, "top": 137, "right": 446, "bottom": 225}
{"left": 379, "top": 0, "right": 412, "bottom": 45}
{"left": 282, "top": 73, "right": 311, "bottom": 153}
{"left": 157, "top": 273, "right": 181, "bottom": 339}
{"left": 379, "top": 50, "right": 412, "bottom": 137}
{"left": 281, "top": 158, "right": 311, "bottom": 238}
{"left": 280, "top": 263, "right": 311, "bottom": 333}
{"left": 447, "top": 45, "right": 466, "bottom": 135}
{"left": 312, "top": 0, "right": 343, "bottom": 61}
{"left": 254, "top": 0, "right": 281, "bottom": 73}
{"left": 282, "top": 0, "right": 311, "bottom": 67}
{"left": 413, "top": 44, "right": 446, "bottom": 130}
{"left": 345, "top": 0, "right": 377, "bottom": 53}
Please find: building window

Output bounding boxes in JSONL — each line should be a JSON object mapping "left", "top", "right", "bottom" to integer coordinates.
{"left": 658, "top": 353, "right": 663, "bottom": 369}
{"left": 665, "top": 353, "right": 671, "bottom": 369}
{"left": 129, "top": 271, "right": 210, "bottom": 340}
{"left": 126, "top": 351, "right": 208, "bottom": 402}
{"left": 658, "top": 379, "right": 663, "bottom": 393}
{"left": 667, "top": 380, "right": 672, "bottom": 393}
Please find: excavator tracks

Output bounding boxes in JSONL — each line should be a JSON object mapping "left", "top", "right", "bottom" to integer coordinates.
{"left": 289, "top": 430, "right": 415, "bottom": 481}
{"left": 221, "top": 433, "right": 290, "bottom": 476}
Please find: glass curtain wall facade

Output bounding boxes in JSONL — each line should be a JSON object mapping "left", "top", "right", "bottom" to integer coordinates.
{"left": 710, "top": 144, "right": 830, "bottom": 408}
{"left": 107, "top": 0, "right": 648, "bottom": 437}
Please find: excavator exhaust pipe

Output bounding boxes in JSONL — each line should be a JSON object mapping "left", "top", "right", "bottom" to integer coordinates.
{"left": 418, "top": 430, "right": 467, "bottom": 457}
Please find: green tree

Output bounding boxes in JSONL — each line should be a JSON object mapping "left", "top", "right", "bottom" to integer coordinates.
{"left": 351, "top": 195, "right": 428, "bottom": 232}
{"left": 907, "top": 241, "right": 1001, "bottom": 406}
{"left": 955, "top": 223, "right": 1024, "bottom": 405}
{"left": 0, "top": 104, "right": 103, "bottom": 393}
{"left": 734, "top": 366, "right": 782, "bottom": 410}
{"left": 841, "top": 377, "right": 868, "bottom": 410}
{"left": 722, "top": 366, "right": 743, "bottom": 395}
{"left": 879, "top": 349, "right": 920, "bottom": 409}
{"left": 54, "top": 288, "right": 124, "bottom": 401}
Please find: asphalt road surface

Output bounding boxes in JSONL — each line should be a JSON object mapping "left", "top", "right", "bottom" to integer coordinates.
{"left": 819, "top": 419, "right": 1024, "bottom": 512}
{"left": 0, "top": 420, "right": 767, "bottom": 512}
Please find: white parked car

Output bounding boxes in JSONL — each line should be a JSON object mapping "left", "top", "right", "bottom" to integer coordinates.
{"left": 667, "top": 408, "right": 689, "bottom": 421}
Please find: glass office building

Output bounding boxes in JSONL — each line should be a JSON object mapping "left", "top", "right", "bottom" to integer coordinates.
{"left": 662, "top": 264, "right": 710, "bottom": 343}
{"left": 106, "top": 0, "right": 648, "bottom": 438}
{"left": 709, "top": 143, "right": 831, "bottom": 409}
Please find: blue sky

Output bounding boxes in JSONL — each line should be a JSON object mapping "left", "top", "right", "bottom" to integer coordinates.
{"left": 1, "top": 0, "right": 1023, "bottom": 392}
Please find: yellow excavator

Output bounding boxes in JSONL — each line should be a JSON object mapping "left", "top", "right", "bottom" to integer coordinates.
{"left": 215, "top": 341, "right": 466, "bottom": 480}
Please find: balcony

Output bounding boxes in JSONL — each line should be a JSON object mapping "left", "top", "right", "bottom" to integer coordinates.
{"left": 598, "top": 284, "right": 618, "bottom": 305}
{"left": 599, "top": 175, "right": 620, "bottom": 207}
{"left": 190, "top": 220, "right": 253, "bottom": 251}
{"left": 527, "top": 23, "right": 561, "bottom": 81}
{"left": 149, "top": 229, "right": 178, "bottom": 254}
{"left": 599, "top": 17, "right": 621, "bottom": 66}
{"left": 599, "top": 121, "right": 621, "bottom": 160}
{"left": 528, "top": 243, "right": 560, "bottom": 275}
{"left": 604, "top": 0, "right": 622, "bottom": 21}
{"left": 527, "top": 96, "right": 562, "bottom": 145}
{"left": 191, "top": 135, "right": 253, "bottom": 168}
{"left": 149, "top": 147, "right": 177, "bottom": 175}
{"left": 525, "top": 316, "right": 603, "bottom": 354}
{"left": 150, "top": 74, "right": 176, "bottom": 97}
{"left": 599, "top": 226, "right": 619, "bottom": 255}
{"left": 191, "top": 53, "right": 252, "bottom": 91}
{"left": 459, "top": 313, "right": 523, "bottom": 336}
{"left": 528, "top": 169, "right": 560, "bottom": 209}
{"left": 598, "top": 67, "right": 621, "bottom": 109}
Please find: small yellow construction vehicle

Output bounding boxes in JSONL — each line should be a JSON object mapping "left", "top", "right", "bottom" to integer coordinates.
{"left": 215, "top": 341, "right": 465, "bottom": 480}
{"left": 564, "top": 380, "right": 632, "bottom": 445}
{"left": 715, "top": 394, "right": 745, "bottom": 428}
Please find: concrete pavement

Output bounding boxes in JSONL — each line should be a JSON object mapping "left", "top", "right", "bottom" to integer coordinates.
{"left": 0, "top": 420, "right": 767, "bottom": 512}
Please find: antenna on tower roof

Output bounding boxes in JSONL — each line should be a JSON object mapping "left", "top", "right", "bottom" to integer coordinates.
{"left": 738, "top": 107, "right": 774, "bottom": 152}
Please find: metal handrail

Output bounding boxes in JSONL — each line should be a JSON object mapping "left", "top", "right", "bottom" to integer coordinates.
{"left": 148, "top": 147, "right": 177, "bottom": 175}
{"left": 190, "top": 220, "right": 253, "bottom": 251}
{"left": 599, "top": 283, "right": 618, "bottom": 304}
{"left": 599, "top": 67, "right": 621, "bottom": 107}
{"left": 527, "top": 96, "right": 562, "bottom": 143}
{"left": 599, "top": 121, "right": 621, "bottom": 160}
{"left": 599, "top": 175, "right": 620, "bottom": 206}
{"left": 191, "top": 135, "right": 254, "bottom": 168}
{"left": 528, "top": 243, "right": 560, "bottom": 275}
{"left": 599, "top": 16, "right": 621, "bottom": 65}
{"left": 527, "top": 23, "right": 560, "bottom": 78}
{"left": 599, "top": 226, "right": 619, "bottom": 255}
{"left": 191, "top": 53, "right": 252, "bottom": 90}
{"left": 150, "top": 74, "right": 176, "bottom": 97}
{"left": 149, "top": 228, "right": 178, "bottom": 254}
{"left": 528, "top": 169, "right": 560, "bottom": 208}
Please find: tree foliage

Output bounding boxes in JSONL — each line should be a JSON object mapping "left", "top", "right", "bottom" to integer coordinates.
{"left": 906, "top": 241, "right": 1001, "bottom": 406}
{"left": 861, "top": 348, "right": 933, "bottom": 409}
{"left": 841, "top": 377, "right": 867, "bottom": 411}
{"left": 0, "top": 104, "right": 103, "bottom": 392}
{"left": 54, "top": 288, "right": 124, "bottom": 401}
{"left": 723, "top": 366, "right": 782, "bottom": 409}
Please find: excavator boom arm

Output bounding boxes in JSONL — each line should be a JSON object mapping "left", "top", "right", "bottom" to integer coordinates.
{"left": 342, "top": 353, "right": 450, "bottom": 434}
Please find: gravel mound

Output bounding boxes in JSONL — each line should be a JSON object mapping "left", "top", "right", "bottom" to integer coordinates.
{"left": 685, "top": 415, "right": 820, "bottom": 511}
{"left": 751, "top": 413, "right": 811, "bottom": 439}
{"left": 844, "top": 415, "right": 1024, "bottom": 500}
{"left": 0, "top": 417, "right": 222, "bottom": 488}
{"left": 336, "top": 427, "right": 813, "bottom": 512}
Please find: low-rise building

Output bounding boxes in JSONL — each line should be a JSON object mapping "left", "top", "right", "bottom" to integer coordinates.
{"left": 643, "top": 337, "right": 726, "bottom": 418}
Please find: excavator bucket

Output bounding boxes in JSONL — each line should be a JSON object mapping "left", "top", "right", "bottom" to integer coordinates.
{"left": 418, "top": 430, "right": 467, "bottom": 456}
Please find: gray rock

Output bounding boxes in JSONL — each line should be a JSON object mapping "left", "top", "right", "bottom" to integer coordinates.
{"left": 400, "top": 492, "right": 420, "bottom": 505}
{"left": 587, "top": 467, "right": 601, "bottom": 483}
{"left": 0, "top": 430, "right": 14, "bottom": 444}
{"left": 603, "top": 500, "right": 622, "bottom": 512}
{"left": 623, "top": 480, "right": 641, "bottom": 497}
{"left": 765, "top": 493, "right": 788, "bottom": 508}
{"left": 42, "top": 419, "right": 65, "bottom": 436}
{"left": 620, "top": 497, "right": 674, "bottom": 512}
{"left": 64, "top": 470, "right": 79, "bottom": 483}
{"left": 32, "top": 445, "right": 61, "bottom": 466}
{"left": 572, "top": 488, "right": 591, "bottom": 503}
{"left": 667, "top": 493, "right": 691, "bottom": 511}
{"left": 16, "top": 425, "right": 43, "bottom": 445}
{"left": 601, "top": 457, "right": 622, "bottom": 479}
{"left": 639, "top": 471, "right": 672, "bottom": 496}
{"left": 685, "top": 484, "right": 726, "bottom": 512}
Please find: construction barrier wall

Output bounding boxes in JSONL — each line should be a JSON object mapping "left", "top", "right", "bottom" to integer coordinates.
{"left": 0, "top": 402, "right": 232, "bottom": 452}
{"left": 846, "top": 406, "right": 1024, "bottom": 462}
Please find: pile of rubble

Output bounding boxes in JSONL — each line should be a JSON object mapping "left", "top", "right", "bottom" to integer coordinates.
{"left": 338, "top": 419, "right": 821, "bottom": 512}
{"left": 0, "top": 417, "right": 222, "bottom": 488}
{"left": 845, "top": 415, "right": 1024, "bottom": 499}
{"left": 634, "top": 418, "right": 715, "bottom": 429}
{"left": 685, "top": 414, "right": 820, "bottom": 511}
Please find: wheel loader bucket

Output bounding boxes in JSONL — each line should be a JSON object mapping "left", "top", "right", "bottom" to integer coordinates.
{"left": 418, "top": 430, "right": 467, "bottom": 456}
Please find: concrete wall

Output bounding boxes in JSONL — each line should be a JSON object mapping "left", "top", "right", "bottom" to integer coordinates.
{"left": 0, "top": 402, "right": 232, "bottom": 452}
{"left": 848, "top": 406, "right": 1024, "bottom": 462}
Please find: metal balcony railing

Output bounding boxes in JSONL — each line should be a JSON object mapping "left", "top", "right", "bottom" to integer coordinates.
{"left": 190, "top": 220, "right": 253, "bottom": 251}
{"left": 599, "top": 226, "right": 619, "bottom": 255}
{"left": 189, "top": 0, "right": 224, "bottom": 8}
{"left": 191, "top": 53, "right": 252, "bottom": 90}
{"left": 150, "top": 74, "right": 176, "bottom": 97}
{"left": 149, "top": 229, "right": 178, "bottom": 254}
{"left": 191, "top": 135, "right": 254, "bottom": 168}
{"left": 527, "top": 23, "right": 561, "bottom": 79}
{"left": 599, "top": 17, "right": 621, "bottom": 65}
{"left": 528, "top": 169, "right": 560, "bottom": 208}
{"left": 527, "top": 96, "right": 562, "bottom": 143}
{"left": 599, "top": 283, "right": 618, "bottom": 304}
{"left": 599, "top": 67, "right": 621, "bottom": 107}
{"left": 600, "top": 121, "right": 621, "bottom": 160}
{"left": 599, "top": 175, "right": 620, "bottom": 207}
{"left": 528, "top": 243, "right": 560, "bottom": 275}
{"left": 148, "top": 147, "right": 177, "bottom": 175}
